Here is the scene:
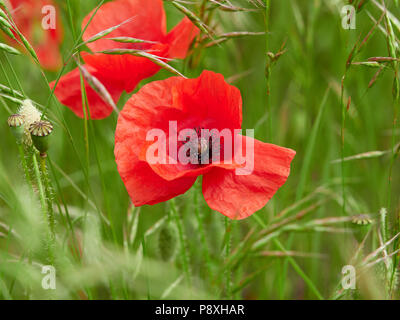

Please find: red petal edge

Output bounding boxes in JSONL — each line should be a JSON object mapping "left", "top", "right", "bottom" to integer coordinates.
{"left": 202, "top": 135, "right": 296, "bottom": 220}
{"left": 114, "top": 76, "right": 197, "bottom": 205}
{"left": 50, "top": 65, "right": 123, "bottom": 119}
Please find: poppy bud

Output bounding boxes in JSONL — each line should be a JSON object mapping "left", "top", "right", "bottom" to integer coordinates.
{"left": 351, "top": 214, "right": 373, "bottom": 225}
{"left": 158, "top": 222, "right": 177, "bottom": 262}
{"left": 29, "top": 120, "right": 53, "bottom": 156}
{"left": 7, "top": 114, "right": 25, "bottom": 143}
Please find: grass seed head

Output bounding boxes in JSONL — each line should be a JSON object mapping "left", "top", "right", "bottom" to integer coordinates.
{"left": 0, "top": 42, "right": 20, "bottom": 55}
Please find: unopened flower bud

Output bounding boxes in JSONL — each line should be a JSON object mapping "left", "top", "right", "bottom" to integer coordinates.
{"left": 29, "top": 120, "right": 53, "bottom": 155}
{"left": 7, "top": 114, "right": 25, "bottom": 143}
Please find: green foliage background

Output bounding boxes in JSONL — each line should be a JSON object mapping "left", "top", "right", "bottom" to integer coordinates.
{"left": 0, "top": 0, "right": 399, "bottom": 299}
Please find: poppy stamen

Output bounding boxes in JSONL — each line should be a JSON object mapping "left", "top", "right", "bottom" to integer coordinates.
{"left": 182, "top": 127, "right": 217, "bottom": 165}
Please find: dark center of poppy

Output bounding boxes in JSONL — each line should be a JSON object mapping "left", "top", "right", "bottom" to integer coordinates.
{"left": 183, "top": 128, "right": 215, "bottom": 165}
{"left": 197, "top": 137, "right": 209, "bottom": 155}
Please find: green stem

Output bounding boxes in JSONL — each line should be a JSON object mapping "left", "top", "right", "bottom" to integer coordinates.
{"left": 39, "top": 155, "right": 55, "bottom": 239}
{"left": 224, "top": 217, "right": 232, "bottom": 299}
{"left": 170, "top": 198, "right": 191, "bottom": 287}
{"left": 340, "top": 73, "right": 348, "bottom": 218}
{"left": 89, "top": 121, "right": 118, "bottom": 244}
{"left": 193, "top": 182, "right": 212, "bottom": 282}
{"left": 264, "top": 0, "right": 272, "bottom": 141}
{"left": 142, "top": 236, "right": 151, "bottom": 300}
{"left": 41, "top": 0, "right": 106, "bottom": 117}
{"left": 388, "top": 51, "right": 400, "bottom": 299}
{"left": 273, "top": 238, "right": 324, "bottom": 300}
{"left": 47, "top": 156, "right": 80, "bottom": 261}
{"left": 199, "top": 0, "right": 207, "bottom": 20}
{"left": 3, "top": 53, "right": 25, "bottom": 96}
{"left": 32, "top": 153, "right": 54, "bottom": 264}
{"left": 17, "top": 144, "right": 33, "bottom": 190}
{"left": 32, "top": 153, "right": 47, "bottom": 218}
{"left": 253, "top": 214, "right": 324, "bottom": 300}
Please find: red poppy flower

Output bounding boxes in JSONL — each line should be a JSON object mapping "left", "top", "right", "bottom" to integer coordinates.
{"left": 5, "top": 0, "right": 63, "bottom": 71}
{"left": 114, "top": 71, "right": 296, "bottom": 220}
{"left": 50, "top": 0, "right": 199, "bottom": 119}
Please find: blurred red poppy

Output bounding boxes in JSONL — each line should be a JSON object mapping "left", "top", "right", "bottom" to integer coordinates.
{"left": 50, "top": 0, "right": 199, "bottom": 119}
{"left": 5, "top": 0, "right": 63, "bottom": 71}
{"left": 114, "top": 71, "right": 296, "bottom": 220}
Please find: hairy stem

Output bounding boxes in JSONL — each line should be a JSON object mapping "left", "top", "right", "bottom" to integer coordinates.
{"left": 32, "top": 153, "right": 54, "bottom": 264}
{"left": 193, "top": 182, "right": 213, "bottom": 282}
{"left": 39, "top": 155, "right": 55, "bottom": 239}
{"left": 224, "top": 217, "right": 232, "bottom": 299}
{"left": 170, "top": 198, "right": 192, "bottom": 287}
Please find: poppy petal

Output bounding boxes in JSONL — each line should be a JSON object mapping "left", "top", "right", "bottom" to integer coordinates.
{"left": 202, "top": 135, "right": 296, "bottom": 220}
{"left": 81, "top": 0, "right": 197, "bottom": 94}
{"left": 82, "top": 45, "right": 168, "bottom": 93}
{"left": 166, "top": 17, "right": 199, "bottom": 59}
{"left": 7, "top": 0, "right": 63, "bottom": 71}
{"left": 129, "top": 72, "right": 242, "bottom": 180}
{"left": 35, "top": 39, "right": 63, "bottom": 71}
{"left": 172, "top": 71, "right": 242, "bottom": 130}
{"left": 115, "top": 76, "right": 197, "bottom": 205}
{"left": 50, "top": 65, "right": 123, "bottom": 119}
{"left": 119, "top": 71, "right": 242, "bottom": 180}
{"left": 114, "top": 76, "right": 185, "bottom": 155}
{"left": 115, "top": 137, "right": 197, "bottom": 206}
{"left": 82, "top": 0, "right": 166, "bottom": 52}
{"left": 81, "top": 0, "right": 168, "bottom": 93}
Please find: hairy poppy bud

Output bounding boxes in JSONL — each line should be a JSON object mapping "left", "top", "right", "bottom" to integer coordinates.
{"left": 7, "top": 114, "right": 25, "bottom": 143}
{"left": 29, "top": 120, "right": 53, "bottom": 156}
{"left": 158, "top": 222, "right": 177, "bottom": 262}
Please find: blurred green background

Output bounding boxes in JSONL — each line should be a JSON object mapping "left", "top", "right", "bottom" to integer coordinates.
{"left": 0, "top": 0, "right": 399, "bottom": 300}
